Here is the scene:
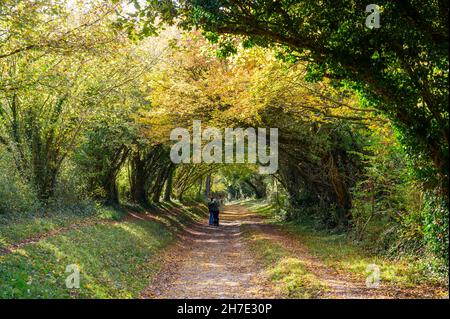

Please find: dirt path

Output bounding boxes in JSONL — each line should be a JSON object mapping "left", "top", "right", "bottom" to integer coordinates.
{"left": 141, "top": 205, "right": 280, "bottom": 299}
{"left": 142, "top": 204, "right": 447, "bottom": 299}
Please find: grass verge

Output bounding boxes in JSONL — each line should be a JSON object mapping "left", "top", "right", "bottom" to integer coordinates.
{"left": 0, "top": 201, "right": 207, "bottom": 298}
{"left": 241, "top": 223, "right": 324, "bottom": 298}
{"left": 242, "top": 200, "right": 448, "bottom": 297}
{"left": 0, "top": 204, "right": 126, "bottom": 249}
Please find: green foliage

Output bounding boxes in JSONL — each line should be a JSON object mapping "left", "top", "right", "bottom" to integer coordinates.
{"left": 350, "top": 125, "right": 425, "bottom": 254}
{"left": 0, "top": 1, "right": 136, "bottom": 200}
{"left": 74, "top": 116, "right": 135, "bottom": 202}
{"left": 132, "top": 0, "right": 449, "bottom": 261}
{"left": 423, "top": 192, "right": 449, "bottom": 267}
{"left": 0, "top": 150, "right": 40, "bottom": 216}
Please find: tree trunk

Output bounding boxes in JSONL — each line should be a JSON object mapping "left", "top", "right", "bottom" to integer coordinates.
{"left": 204, "top": 174, "right": 211, "bottom": 198}
{"left": 130, "top": 152, "right": 149, "bottom": 206}
{"left": 198, "top": 177, "right": 203, "bottom": 197}
{"left": 163, "top": 165, "right": 174, "bottom": 202}
{"left": 152, "top": 167, "right": 168, "bottom": 203}
{"left": 104, "top": 173, "right": 119, "bottom": 206}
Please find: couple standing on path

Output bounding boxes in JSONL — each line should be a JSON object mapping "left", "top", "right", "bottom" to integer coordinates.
{"left": 208, "top": 197, "right": 222, "bottom": 226}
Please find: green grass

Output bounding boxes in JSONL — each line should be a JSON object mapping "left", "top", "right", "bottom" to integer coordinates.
{"left": 243, "top": 200, "right": 448, "bottom": 292}
{"left": 0, "top": 201, "right": 207, "bottom": 298}
{"left": 242, "top": 224, "right": 324, "bottom": 298}
{"left": 0, "top": 204, "right": 127, "bottom": 249}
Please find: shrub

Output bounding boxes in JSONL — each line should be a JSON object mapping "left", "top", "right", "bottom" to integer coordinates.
{"left": 0, "top": 150, "right": 40, "bottom": 216}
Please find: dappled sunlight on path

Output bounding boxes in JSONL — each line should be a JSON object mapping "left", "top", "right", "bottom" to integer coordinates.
{"left": 141, "top": 205, "right": 280, "bottom": 299}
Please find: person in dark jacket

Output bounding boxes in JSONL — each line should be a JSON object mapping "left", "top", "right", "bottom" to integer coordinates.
{"left": 212, "top": 198, "right": 220, "bottom": 226}
{"left": 207, "top": 197, "right": 215, "bottom": 226}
